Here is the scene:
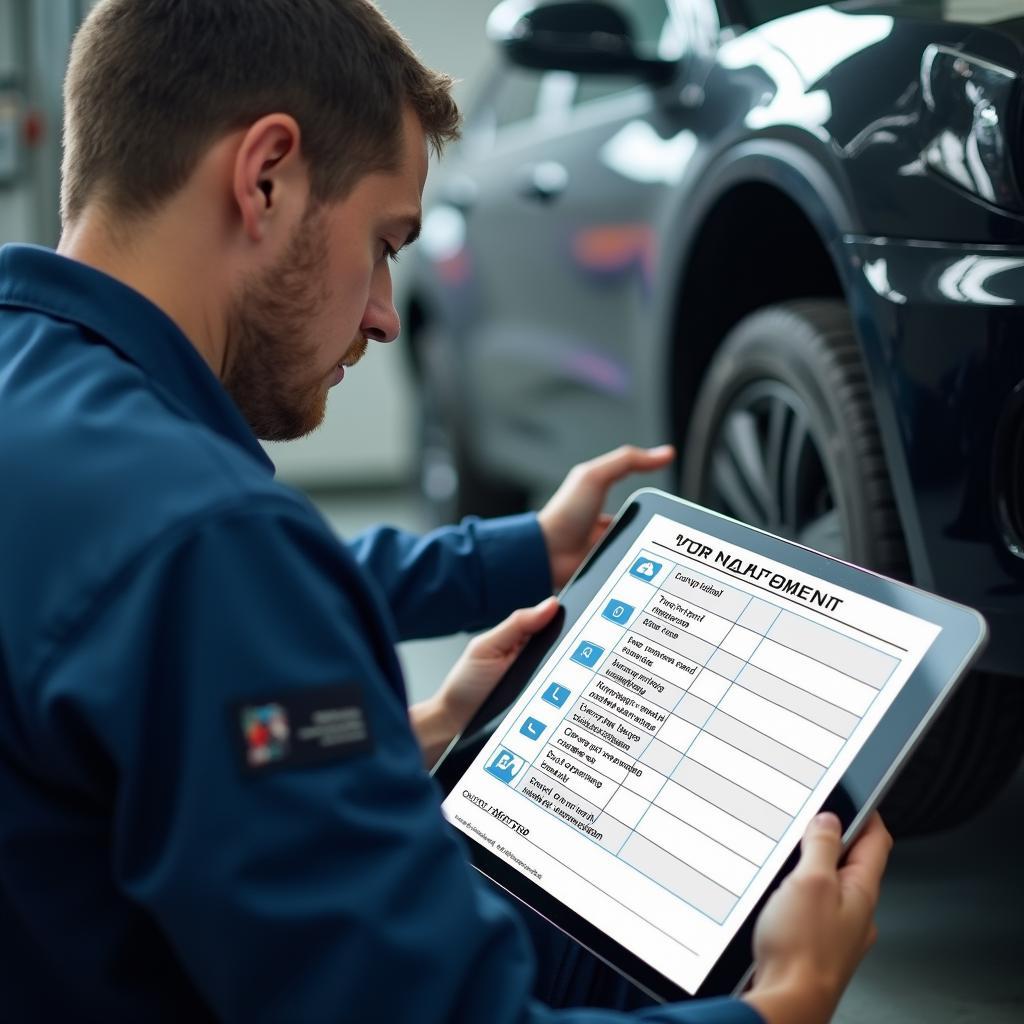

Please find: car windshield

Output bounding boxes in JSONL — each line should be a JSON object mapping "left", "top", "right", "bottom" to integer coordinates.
{"left": 740, "top": 1, "right": 1024, "bottom": 28}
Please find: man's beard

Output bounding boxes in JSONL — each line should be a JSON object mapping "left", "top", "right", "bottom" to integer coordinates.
{"left": 223, "top": 204, "right": 334, "bottom": 442}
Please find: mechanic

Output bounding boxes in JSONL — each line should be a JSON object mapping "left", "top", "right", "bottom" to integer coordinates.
{"left": 0, "top": 1, "right": 892, "bottom": 1022}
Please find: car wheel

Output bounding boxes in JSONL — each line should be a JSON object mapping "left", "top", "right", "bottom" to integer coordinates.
{"left": 682, "top": 299, "right": 1024, "bottom": 835}
{"left": 414, "top": 321, "right": 528, "bottom": 525}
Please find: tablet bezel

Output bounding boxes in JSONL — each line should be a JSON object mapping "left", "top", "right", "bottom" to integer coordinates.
{"left": 432, "top": 489, "right": 988, "bottom": 1004}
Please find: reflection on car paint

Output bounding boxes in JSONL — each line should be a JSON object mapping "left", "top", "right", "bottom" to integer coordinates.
{"left": 571, "top": 224, "right": 656, "bottom": 294}
{"left": 936, "top": 255, "right": 1024, "bottom": 306}
{"left": 561, "top": 348, "right": 631, "bottom": 397}
{"left": 599, "top": 121, "right": 697, "bottom": 186}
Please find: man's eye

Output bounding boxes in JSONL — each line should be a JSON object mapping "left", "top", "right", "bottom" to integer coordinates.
{"left": 382, "top": 242, "right": 400, "bottom": 264}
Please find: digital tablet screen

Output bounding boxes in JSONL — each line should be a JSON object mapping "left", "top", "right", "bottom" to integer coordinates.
{"left": 440, "top": 510, "right": 943, "bottom": 996}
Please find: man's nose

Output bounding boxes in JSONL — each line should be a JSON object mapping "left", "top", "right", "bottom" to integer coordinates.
{"left": 362, "top": 289, "right": 401, "bottom": 343}
{"left": 363, "top": 314, "right": 399, "bottom": 343}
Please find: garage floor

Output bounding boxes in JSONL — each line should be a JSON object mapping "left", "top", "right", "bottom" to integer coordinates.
{"left": 835, "top": 767, "right": 1023, "bottom": 1024}
{"left": 316, "top": 488, "right": 1024, "bottom": 1024}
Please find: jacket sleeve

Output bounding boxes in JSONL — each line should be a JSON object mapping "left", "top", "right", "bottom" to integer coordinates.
{"left": 34, "top": 501, "right": 762, "bottom": 1024}
{"left": 345, "top": 512, "right": 553, "bottom": 640}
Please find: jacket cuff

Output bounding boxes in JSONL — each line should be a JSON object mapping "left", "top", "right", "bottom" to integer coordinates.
{"left": 663, "top": 996, "right": 766, "bottom": 1024}
{"left": 465, "top": 513, "right": 552, "bottom": 622}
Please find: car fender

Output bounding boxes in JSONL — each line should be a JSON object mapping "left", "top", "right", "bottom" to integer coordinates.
{"left": 646, "top": 135, "right": 926, "bottom": 580}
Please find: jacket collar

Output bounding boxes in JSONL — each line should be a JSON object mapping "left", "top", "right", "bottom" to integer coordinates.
{"left": 0, "top": 243, "right": 275, "bottom": 473}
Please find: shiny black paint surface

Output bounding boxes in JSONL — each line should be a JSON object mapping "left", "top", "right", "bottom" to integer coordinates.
{"left": 407, "top": 1, "right": 1024, "bottom": 672}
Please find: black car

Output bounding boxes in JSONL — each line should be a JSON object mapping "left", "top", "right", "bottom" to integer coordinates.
{"left": 404, "top": 0, "right": 1024, "bottom": 832}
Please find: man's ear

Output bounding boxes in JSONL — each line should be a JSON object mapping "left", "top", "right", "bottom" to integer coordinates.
{"left": 232, "top": 114, "right": 307, "bottom": 243}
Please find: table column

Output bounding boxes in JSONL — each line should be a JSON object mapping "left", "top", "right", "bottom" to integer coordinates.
{"left": 614, "top": 587, "right": 788, "bottom": 923}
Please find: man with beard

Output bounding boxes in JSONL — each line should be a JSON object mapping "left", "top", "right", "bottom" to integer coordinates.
{"left": 0, "top": 2, "right": 891, "bottom": 1022}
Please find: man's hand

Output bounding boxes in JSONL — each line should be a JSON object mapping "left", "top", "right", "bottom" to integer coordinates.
{"left": 538, "top": 445, "right": 676, "bottom": 590}
{"left": 410, "top": 597, "right": 560, "bottom": 768}
{"left": 742, "top": 812, "right": 893, "bottom": 1024}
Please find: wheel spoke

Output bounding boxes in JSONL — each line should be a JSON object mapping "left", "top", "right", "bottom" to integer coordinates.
{"left": 710, "top": 449, "right": 766, "bottom": 527}
{"left": 722, "top": 410, "right": 774, "bottom": 525}
{"left": 781, "top": 413, "right": 811, "bottom": 536}
{"left": 704, "top": 380, "right": 845, "bottom": 555}
{"left": 764, "top": 397, "right": 791, "bottom": 532}
{"left": 798, "top": 508, "right": 843, "bottom": 556}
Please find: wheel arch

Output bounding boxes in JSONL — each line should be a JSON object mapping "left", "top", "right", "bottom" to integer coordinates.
{"left": 662, "top": 140, "right": 861, "bottom": 453}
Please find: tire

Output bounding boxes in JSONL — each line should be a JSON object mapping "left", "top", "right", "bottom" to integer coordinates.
{"left": 414, "top": 321, "right": 528, "bottom": 525}
{"left": 879, "top": 671, "right": 1024, "bottom": 835}
{"left": 682, "top": 299, "right": 1024, "bottom": 835}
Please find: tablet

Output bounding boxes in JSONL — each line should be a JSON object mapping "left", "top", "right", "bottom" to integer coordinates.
{"left": 433, "top": 489, "right": 987, "bottom": 1004}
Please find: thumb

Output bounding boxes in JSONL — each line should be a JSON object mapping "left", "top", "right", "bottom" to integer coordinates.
{"left": 469, "top": 597, "right": 560, "bottom": 661}
{"left": 793, "top": 812, "right": 843, "bottom": 878}
{"left": 583, "top": 513, "right": 616, "bottom": 549}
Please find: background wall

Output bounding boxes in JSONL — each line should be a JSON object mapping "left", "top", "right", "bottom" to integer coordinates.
{"left": 0, "top": 0, "right": 499, "bottom": 489}
{"left": 0, "top": 1, "right": 83, "bottom": 248}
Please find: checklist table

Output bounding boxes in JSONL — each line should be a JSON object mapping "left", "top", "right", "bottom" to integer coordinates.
{"left": 492, "top": 549, "right": 899, "bottom": 924}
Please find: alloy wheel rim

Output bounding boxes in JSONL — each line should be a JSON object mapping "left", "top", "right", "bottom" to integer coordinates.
{"left": 700, "top": 380, "right": 846, "bottom": 557}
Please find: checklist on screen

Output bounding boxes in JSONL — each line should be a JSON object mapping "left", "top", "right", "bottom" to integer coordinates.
{"left": 442, "top": 514, "right": 939, "bottom": 994}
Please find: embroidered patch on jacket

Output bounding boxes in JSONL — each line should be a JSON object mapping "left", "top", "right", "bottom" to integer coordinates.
{"left": 241, "top": 702, "right": 291, "bottom": 767}
{"left": 233, "top": 684, "right": 372, "bottom": 774}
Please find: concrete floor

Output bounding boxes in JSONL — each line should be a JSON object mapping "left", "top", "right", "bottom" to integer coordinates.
{"left": 314, "top": 487, "right": 1024, "bottom": 1024}
{"left": 835, "top": 768, "right": 1023, "bottom": 1023}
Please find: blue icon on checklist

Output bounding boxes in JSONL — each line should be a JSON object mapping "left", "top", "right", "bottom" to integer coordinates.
{"left": 520, "top": 717, "right": 547, "bottom": 741}
{"left": 485, "top": 748, "right": 525, "bottom": 785}
{"left": 571, "top": 641, "right": 604, "bottom": 668}
{"left": 630, "top": 557, "right": 662, "bottom": 582}
{"left": 602, "top": 599, "right": 635, "bottom": 625}
{"left": 542, "top": 683, "right": 571, "bottom": 708}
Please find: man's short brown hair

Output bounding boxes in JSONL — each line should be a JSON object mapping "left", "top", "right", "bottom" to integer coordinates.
{"left": 61, "top": 0, "right": 461, "bottom": 224}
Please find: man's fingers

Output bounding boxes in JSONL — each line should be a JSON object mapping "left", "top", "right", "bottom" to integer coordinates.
{"left": 583, "top": 514, "right": 615, "bottom": 547}
{"left": 493, "top": 597, "right": 559, "bottom": 650}
{"left": 469, "top": 597, "right": 559, "bottom": 660}
{"left": 838, "top": 813, "right": 893, "bottom": 904}
{"left": 792, "top": 812, "right": 843, "bottom": 878}
{"left": 514, "top": 595, "right": 561, "bottom": 634}
{"left": 578, "top": 444, "right": 675, "bottom": 489}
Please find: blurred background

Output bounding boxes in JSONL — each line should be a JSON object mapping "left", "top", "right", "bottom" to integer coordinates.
{"left": 1, "top": 2, "right": 1021, "bottom": 1020}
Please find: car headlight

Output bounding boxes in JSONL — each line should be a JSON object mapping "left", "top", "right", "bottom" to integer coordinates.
{"left": 920, "top": 44, "right": 1021, "bottom": 210}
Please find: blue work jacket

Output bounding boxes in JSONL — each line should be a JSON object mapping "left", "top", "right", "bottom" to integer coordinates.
{"left": 0, "top": 244, "right": 760, "bottom": 1024}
